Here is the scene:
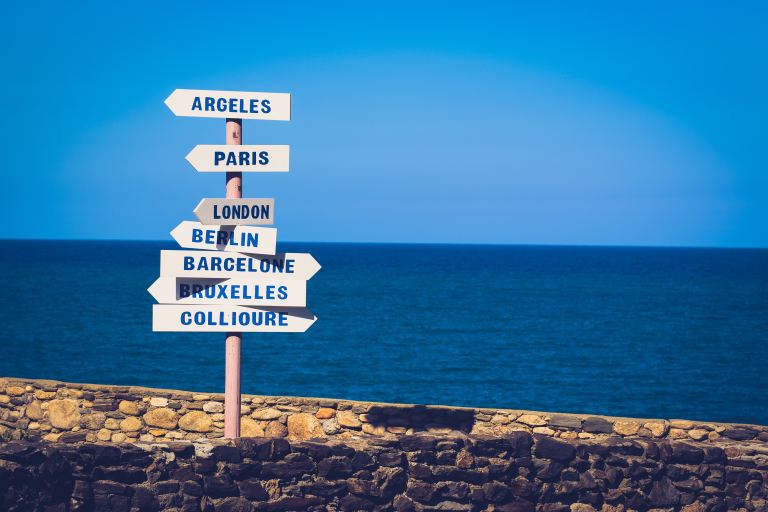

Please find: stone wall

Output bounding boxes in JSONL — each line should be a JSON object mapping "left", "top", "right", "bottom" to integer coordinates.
{"left": 1, "top": 378, "right": 767, "bottom": 446}
{"left": 2, "top": 431, "right": 767, "bottom": 511}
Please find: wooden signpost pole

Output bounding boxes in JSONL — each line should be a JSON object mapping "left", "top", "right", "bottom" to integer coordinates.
{"left": 224, "top": 118, "right": 243, "bottom": 439}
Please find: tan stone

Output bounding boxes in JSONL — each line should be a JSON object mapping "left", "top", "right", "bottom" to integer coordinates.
{"left": 336, "top": 410, "right": 362, "bottom": 429}
{"left": 119, "top": 400, "right": 140, "bottom": 415}
{"left": 120, "top": 417, "right": 143, "bottom": 432}
{"left": 362, "top": 423, "right": 386, "bottom": 435}
{"left": 456, "top": 449, "right": 474, "bottom": 468}
{"left": 179, "top": 411, "right": 212, "bottom": 433}
{"left": 491, "top": 414, "right": 510, "bottom": 425}
{"left": 613, "top": 421, "right": 641, "bottom": 436}
{"left": 81, "top": 413, "right": 107, "bottom": 430}
{"left": 708, "top": 431, "right": 721, "bottom": 441}
{"left": 669, "top": 419, "right": 694, "bottom": 429}
{"left": 104, "top": 418, "right": 120, "bottom": 430}
{"left": 139, "top": 434, "right": 154, "bottom": 443}
{"left": 533, "top": 426, "right": 556, "bottom": 436}
{"left": 577, "top": 432, "right": 595, "bottom": 439}
{"left": 6, "top": 386, "right": 25, "bottom": 396}
{"left": 34, "top": 390, "right": 56, "bottom": 400}
{"left": 643, "top": 421, "right": 668, "bottom": 437}
{"left": 149, "top": 429, "right": 168, "bottom": 436}
{"left": 111, "top": 432, "right": 127, "bottom": 443}
{"left": 192, "top": 394, "right": 210, "bottom": 400}
{"left": 143, "top": 407, "right": 178, "bottom": 429}
{"left": 517, "top": 414, "right": 546, "bottom": 426}
{"left": 560, "top": 431, "right": 579, "bottom": 440}
{"left": 97, "top": 428, "right": 112, "bottom": 441}
{"left": 240, "top": 417, "right": 265, "bottom": 437}
{"left": 48, "top": 399, "right": 81, "bottom": 429}
{"left": 0, "top": 395, "right": 9, "bottom": 404}
{"left": 252, "top": 408, "right": 282, "bottom": 420}
{"left": 266, "top": 421, "right": 288, "bottom": 437}
{"left": 315, "top": 407, "right": 336, "bottom": 419}
{"left": 25, "top": 401, "right": 43, "bottom": 420}
{"left": 570, "top": 504, "right": 596, "bottom": 512}
{"left": 688, "top": 429, "right": 708, "bottom": 441}
{"left": 65, "top": 389, "right": 83, "bottom": 399}
{"left": 387, "top": 426, "right": 407, "bottom": 434}
{"left": 28, "top": 422, "right": 40, "bottom": 430}
{"left": 669, "top": 428, "right": 688, "bottom": 439}
{"left": 203, "top": 402, "right": 224, "bottom": 413}
{"left": 149, "top": 397, "right": 168, "bottom": 407}
{"left": 210, "top": 413, "right": 225, "bottom": 421}
{"left": 43, "top": 433, "right": 61, "bottom": 442}
{"left": 287, "top": 413, "right": 324, "bottom": 440}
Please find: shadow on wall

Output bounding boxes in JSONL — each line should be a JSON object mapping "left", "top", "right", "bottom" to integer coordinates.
{"left": 366, "top": 405, "right": 475, "bottom": 433}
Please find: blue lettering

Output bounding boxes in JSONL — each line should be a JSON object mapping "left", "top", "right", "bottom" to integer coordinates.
{"left": 192, "top": 229, "right": 203, "bottom": 243}
{"left": 191, "top": 97, "right": 202, "bottom": 111}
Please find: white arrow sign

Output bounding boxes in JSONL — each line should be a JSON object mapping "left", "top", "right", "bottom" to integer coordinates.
{"left": 159, "top": 250, "right": 321, "bottom": 281}
{"left": 152, "top": 305, "right": 315, "bottom": 332}
{"left": 194, "top": 198, "right": 274, "bottom": 226}
{"left": 186, "top": 145, "right": 289, "bottom": 173}
{"left": 171, "top": 221, "right": 277, "bottom": 255}
{"left": 148, "top": 277, "right": 307, "bottom": 307}
{"left": 164, "top": 89, "right": 290, "bottom": 120}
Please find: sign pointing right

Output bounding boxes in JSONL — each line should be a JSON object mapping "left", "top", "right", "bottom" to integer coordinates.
{"left": 159, "top": 250, "right": 322, "bottom": 281}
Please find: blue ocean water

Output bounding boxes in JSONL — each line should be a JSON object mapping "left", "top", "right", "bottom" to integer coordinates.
{"left": 0, "top": 240, "right": 766, "bottom": 425}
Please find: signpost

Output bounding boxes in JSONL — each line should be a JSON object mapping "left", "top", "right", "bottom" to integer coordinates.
{"left": 152, "top": 305, "right": 316, "bottom": 332}
{"left": 193, "top": 198, "right": 275, "bottom": 225}
{"left": 170, "top": 220, "right": 277, "bottom": 254}
{"left": 147, "top": 276, "right": 307, "bottom": 307}
{"left": 164, "top": 89, "right": 291, "bottom": 120}
{"left": 151, "top": 88, "right": 317, "bottom": 439}
{"left": 158, "top": 250, "right": 321, "bottom": 280}
{"left": 186, "top": 145, "right": 289, "bottom": 173}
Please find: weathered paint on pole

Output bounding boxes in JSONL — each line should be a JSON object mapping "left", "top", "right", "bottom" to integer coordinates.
{"left": 158, "top": 250, "right": 322, "bottom": 280}
{"left": 186, "top": 145, "right": 289, "bottom": 173}
{"left": 193, "top": 198, "right": 275, "bottom": 226}
{"left": 225, "top": 118, "right": 242, "bottom": 439}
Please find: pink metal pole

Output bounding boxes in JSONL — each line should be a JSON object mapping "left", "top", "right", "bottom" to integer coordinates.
{"left": 224, "top": 118, "right": 243, "bottom": 439}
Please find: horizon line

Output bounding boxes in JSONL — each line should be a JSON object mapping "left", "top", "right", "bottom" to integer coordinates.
{"left": 1, "top": 237, "right": 766, "bottom": 251}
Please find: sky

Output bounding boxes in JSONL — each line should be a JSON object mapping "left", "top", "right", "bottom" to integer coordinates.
{"left": 1, "top": 2, "right": 766, "bottom": 247}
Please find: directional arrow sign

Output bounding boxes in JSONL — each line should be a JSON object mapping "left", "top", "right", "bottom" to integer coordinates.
{"left": 148, "top": 277, "right": 307, "bottom": 307}
{"left": 159, "top": 250, "right": 321, "bottom": 280}
{"left": 164, "top": 89, "right": 290, "bottom": 120}
{"left": 171, "top": 221, "right": 277, "bottom": 255}
{"left": 152, "top": 305, "right": 315, "bottom": 332}
{"left": 186, "top": 145, "right": 289, "bottom": 173}
{"left": 194, "top": 198, "right": 274, "bottom": 226}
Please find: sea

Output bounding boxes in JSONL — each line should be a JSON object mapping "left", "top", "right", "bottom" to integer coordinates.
{"left": 0, "top": 240, "right": 766, "bottom": 425}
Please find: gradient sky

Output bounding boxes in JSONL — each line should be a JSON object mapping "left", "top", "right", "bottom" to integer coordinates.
{"left": 2, "top": 2, "right": 766, "bottom": 247}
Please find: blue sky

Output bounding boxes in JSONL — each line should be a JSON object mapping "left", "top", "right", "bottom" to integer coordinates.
{"left": 2, "top": 2, "right": 766, "bottom": 247}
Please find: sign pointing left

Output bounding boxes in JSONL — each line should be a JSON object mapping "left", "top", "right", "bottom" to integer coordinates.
{"left": 170, "top": 221, "right": 277, "bottom": 255}
{"left": 164, "top": 89, "right": 290, "bottom": 120}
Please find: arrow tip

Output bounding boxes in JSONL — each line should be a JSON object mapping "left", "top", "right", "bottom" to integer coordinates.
{"left": 169, "top": 221, "right": 187, "bottom": 243}
{"left": 303, "top": 315, "right": 318, "bottom": 332}
{"left": 164, "top": 89, "right": 180, "bottom": 114}
{"left": 147, "top": 278, "right": 163, "bottom": 302}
